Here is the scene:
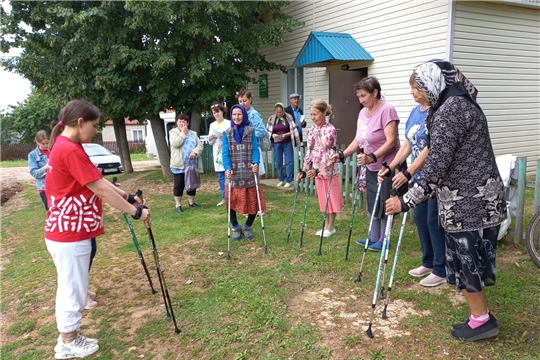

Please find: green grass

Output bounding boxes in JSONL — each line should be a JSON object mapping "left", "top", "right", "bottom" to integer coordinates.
{"left": 130, "top": 153, "right": 152, "bottom": 162}
{"left": 1, "top": 170, "right": 538, "bottom": 360}
{"left": 0, "top": 159, "right": 28, "bottom": 167}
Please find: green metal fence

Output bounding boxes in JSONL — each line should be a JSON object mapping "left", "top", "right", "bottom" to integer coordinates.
{"left": 203, "top": 142, "right": 540, "bottom": 243}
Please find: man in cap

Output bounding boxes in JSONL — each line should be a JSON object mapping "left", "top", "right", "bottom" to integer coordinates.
{"left": 285, "top": 93, "right": 306, "bottom": 143}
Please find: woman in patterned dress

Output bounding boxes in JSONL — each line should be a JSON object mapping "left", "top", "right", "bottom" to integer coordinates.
{"left": 386, "top": 60, "right": 505, "bottom": 342}
{"left": 222, "top": 104, "right": 266, "bottom": 241}
{"left": 297, "top": 99, "right": 342, "bottom": 237}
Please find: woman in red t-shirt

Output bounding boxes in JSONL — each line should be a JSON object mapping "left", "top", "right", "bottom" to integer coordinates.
{"left": 45, "top": 99, "right": 150, "bottom": 359}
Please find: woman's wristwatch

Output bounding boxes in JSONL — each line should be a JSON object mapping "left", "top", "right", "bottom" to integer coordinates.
{"left": 367, "top": 153, "right": 377, "bottom": 163}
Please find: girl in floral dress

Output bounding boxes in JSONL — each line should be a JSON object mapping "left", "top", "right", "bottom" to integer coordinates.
{"left": 297, "top": 99, "right": 342, "bottom": 237}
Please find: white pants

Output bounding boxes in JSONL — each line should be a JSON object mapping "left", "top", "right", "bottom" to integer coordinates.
{"left": 46, "top": 239, "right": 91, "bottom": 333}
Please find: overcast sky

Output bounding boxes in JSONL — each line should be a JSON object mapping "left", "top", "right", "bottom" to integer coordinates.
{"left": 0, "top": 49, "right": 32, "bottom": 112}
{"left": 1, "top": 2, "right": 32, "bottom": 112}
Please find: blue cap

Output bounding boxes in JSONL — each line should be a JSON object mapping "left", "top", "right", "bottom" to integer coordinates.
{"left": 289, "top": 93, "right": 301, "bottom": 99}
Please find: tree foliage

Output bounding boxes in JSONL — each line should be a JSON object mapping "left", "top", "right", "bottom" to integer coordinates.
{"left": 0, "top": 88, "right": 61, "bottom": 144}
{"left": 1, "top": 1, "right": 302, "bottom": 176}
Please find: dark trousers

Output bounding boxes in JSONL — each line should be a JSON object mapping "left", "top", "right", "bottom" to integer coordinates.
{"left": 39, "top": 192, "right": 48, "bottom": 210}
{"left": 414, "top": 197, "right": 446, "bottom": 277}
{"left": 173, "top": 173, "right": 196, "bottom": 197}
{"left": 89, "top": 238, "right": 97, "bottom": 271}
{"left": 230, "top": 211, "right": 256, "bottom": 228}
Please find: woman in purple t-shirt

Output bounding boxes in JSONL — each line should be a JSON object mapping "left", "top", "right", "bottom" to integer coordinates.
{"left": 333, "top": 77, "right": 403, "bottom": 251}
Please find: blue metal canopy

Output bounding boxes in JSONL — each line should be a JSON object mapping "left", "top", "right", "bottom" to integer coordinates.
{"left": 294, "top": 31, "right": 374, "bottom": 67}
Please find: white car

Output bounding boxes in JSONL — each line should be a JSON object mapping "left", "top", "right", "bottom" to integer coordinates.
{"left": 82, "top": 143, "right": 124, "bottom": 175}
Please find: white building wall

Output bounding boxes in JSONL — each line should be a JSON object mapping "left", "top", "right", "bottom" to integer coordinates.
{"left": 251, "top": 0, "right": 448, "bottom": 141}
{"left": 102, "top": 125, "right": 146, "bottom": 142}
{"left": 453, "top": 1, "right": 540, "bottom": 172}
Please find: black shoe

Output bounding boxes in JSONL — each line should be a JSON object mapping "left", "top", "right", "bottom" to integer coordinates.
{"left": 451, "top": 317, "right": 499, "bottom": 341}
{"left": 189, "top": 203, "right": 200, "bottom": 208}
{"left": 453, "top": 312, "right": 498, "bottom": 330}
{"left": 175, "top": 206, "right": 183, "bottom": 213}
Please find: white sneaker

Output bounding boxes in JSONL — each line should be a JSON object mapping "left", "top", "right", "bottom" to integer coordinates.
{"left": 57, "top": 334, "right": 98, "bottom": 345}
{"left": 283, "top": 182, "right": 292, "bottom": 188}
{"left": 85, "top": 294, "right": 98, "bottom": 310}
{"left": 276, "top": 181, "right": 284, "bottom": 187}
{"left": 419, "top": 274, "right": 447, "bottom": 287}
{"left": 322, "top": 229, "right": 336, "bottom": 237}
{"left": 216, "top": 200, "right": 225, "bottom": 206}
{"left": 315, "top": 229, "right": 323, "bottom": 236}
{"left": 55, "top": 334, "right": 99, "bottom": 359}
{"left": 408, "top": 266, "right": 432, "bottom": 277}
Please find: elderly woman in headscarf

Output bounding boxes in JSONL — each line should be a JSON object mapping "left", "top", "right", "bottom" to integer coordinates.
{"left": 266, "top": 102, "right": 302, "bottom": 188}
{"left": 223, "top": 104, "right": 266, "bottom": 241}
{"left": 386, "top": 60, "right": 506, "bottom": 342}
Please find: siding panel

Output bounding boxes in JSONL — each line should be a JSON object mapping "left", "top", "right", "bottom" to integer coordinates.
{"left": 453, "top": 1, "right": 540, "bottom": 172}
{"left": 251, "top": 0, "right": 448, "bottom": 141}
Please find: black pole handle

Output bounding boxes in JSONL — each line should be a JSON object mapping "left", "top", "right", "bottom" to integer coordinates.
{"left": 381, "top": 161, "right": 392, "bottom": 178}
{"left": 359, "top": 148, "right": 364, "bottom": 154}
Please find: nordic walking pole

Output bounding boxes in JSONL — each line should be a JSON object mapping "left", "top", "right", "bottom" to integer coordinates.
{"left": 382, "top": 211, "right": 407, "bottom": 319}
{"left": 253, "top": 173, "right": 268, "bottom": 254}
{"left": 286, "top": 175, "right": 302, "bottom": 244}
{"left": 131, "top": 188, "right": 179, "bottom": 333}
{"left": 226, "top": 180, "right": 232, "bottom": 260}
{"left": 366, "top": 209, "right": 394, "bottom": 339}
{"left": 146, "top": 224, "right": 181, "bottom": 334}
{"left": 121, "top": 212, "right": 157, "bottom": 294}
{"left": 379, "top": 188, "right": 398, "bottom": 301}
{"left": 318, "top": 146, "right": 337, "bottom": 256}
{"left": 345, "top": 148, "right": 364, "bottom": 261}
{"left": 111, "top": 177, "right": 156, "bottom": 294}
{"left": 354, "top": 183, "right": 382, "bottom": 282}
{"left": 299, "top": 163, "right": 313, "bottom": 248}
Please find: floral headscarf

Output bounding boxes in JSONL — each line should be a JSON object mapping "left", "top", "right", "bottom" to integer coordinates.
{"left": 412, "top": 59, "right": 480, "bottom": 148}
{"left": 274, "top": 102, "right": 286, "bottom": 126}
{"left": 412, "top": 59, "right": 478, "bottom": 107}
{"left": 229, "top": 104, "right": 250, "bottom": 144}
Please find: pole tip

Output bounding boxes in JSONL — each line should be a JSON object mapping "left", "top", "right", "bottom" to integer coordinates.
{"left": 174, "top": 328, "right": 181, "bottom": 334}
{"left": 151, "top": 289, "right": 157, "bottom": 295}
{"left": 366, "top": 325, "right": 374, "bottom": 338}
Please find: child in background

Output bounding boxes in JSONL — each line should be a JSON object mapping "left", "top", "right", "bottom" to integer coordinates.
{"left": 298, "top": 99, "right": 342, "bottom": 237}
{"left": 28, "top": 130, "right": 50, "bottom": 209}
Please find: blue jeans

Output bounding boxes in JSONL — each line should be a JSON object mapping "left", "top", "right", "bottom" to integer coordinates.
{"left": 217, "top": 171, "right": 225, "bottom": 200}
{"left": 273, "top": 142, "right": 293, "bottom": 183}
{"left": 414, "top": 196, "right": 446, "bottom": 277}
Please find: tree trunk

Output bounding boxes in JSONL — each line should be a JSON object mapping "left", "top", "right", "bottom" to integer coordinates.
{"left": 190, "top": 104, "right": 202, "bottom": 136}
{"left": 149, "top": 113, "right": 173, "bottom": 180}
{"left": 113, "top": 116, "right": 134, "bottom": 173}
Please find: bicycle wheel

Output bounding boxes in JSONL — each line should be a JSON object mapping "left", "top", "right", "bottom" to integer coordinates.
{"left": 526, "top": 212, "right": 540, "bottom": 268}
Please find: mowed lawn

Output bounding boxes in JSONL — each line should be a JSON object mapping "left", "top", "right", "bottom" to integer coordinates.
{"left": 1, "top": 170, "right": 539, "bottom": 360}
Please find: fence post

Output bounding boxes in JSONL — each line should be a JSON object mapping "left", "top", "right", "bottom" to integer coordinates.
{"left": 534, "top": 159, "right": 540, "bottom": 216}
{"left": 514, "top": 157, "right": 527, "bottom": 245}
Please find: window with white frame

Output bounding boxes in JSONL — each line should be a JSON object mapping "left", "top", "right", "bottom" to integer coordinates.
{"left": 287, "top": 67, "right": 304, "bottom": 99}
{"left": 281, "top": 67, "right": 304, "bottom": 104}
{"left": 132, "top": 129, "right": 144, "bottom": 142}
